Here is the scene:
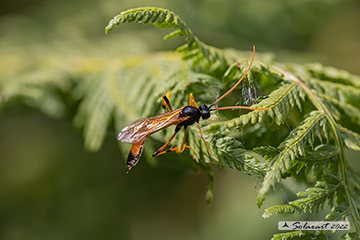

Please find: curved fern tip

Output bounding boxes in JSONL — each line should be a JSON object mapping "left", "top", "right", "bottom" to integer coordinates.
{"left": 105, "top": 7, "right": 183, "bottom": 36}
{"left": 105, "top": 19, "right": 116, "bottom": 34}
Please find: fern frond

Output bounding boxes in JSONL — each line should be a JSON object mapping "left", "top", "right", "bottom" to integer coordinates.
{"left": 206, "top": 81, "right": 306, "bottom": 132}
{"left": 325, "top": 205, "right": 350, "bottom": 221}
{"left": 300, "top": 145, "right": 340, "bottom": 178}
{"left": 318, "top": 93, "right": 360, "bottom": 127}
{"left": 306, "top": 62, "right": 360, "bottom": 87}
{"left": 257, "top": 111, "right": 328, "bottom": 206}
{"left": 306, "top": 77, "right": 360, "bottom": 107}
{"left": 73, "top": 54, "right": 195, "bottom": 152}
{"left": 105, "top": 7, "right": 186, "bottom": 34}
{"left": 105, "top": 7, "right": 247, "bottom": 77}
{"left": 242, "top": 81, "right": 306, "bottom": 126}
{"left": 73, "top": 74, "right": 116, "bottom": 151}
{"left": 0, "top": 69, "right": 70, "bottom": 118}
{"left": 186, "top": 125, "right": 267, "bottom": 177}
{"left": 263, "top": 204, "right": 300, "bottom": 217}
{"left": 253, "top": 146, "right": 279, "bottom": 160}
{"left": 279, "top": 111, "right": 329, "bottom": 152}
{"left": 265, "top": 180, "right": 341, "bottom": 217}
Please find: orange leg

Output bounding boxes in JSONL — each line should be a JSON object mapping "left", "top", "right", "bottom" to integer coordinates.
{"left": 154, "top": 128, "right": 196, "bottom": 158}
{"left": 205, "top": 117, "right": 219, "bottom": 122}
{"left": 164, "top": 145, "right": 197, "bottom": 159}
{"left": 189, "top": 93, "right": 212, "bottom": 157}
{"left": 152, "top": 126, "right": 181, "bottom": 157}
{"left": 196, "top": 123, "right": 211, "bottom": 156}
{"left": 189, "top": 93, "right": 199, "bottom": 108}
{"left": 162, "top": 90, "right": 172, "bottom": 111}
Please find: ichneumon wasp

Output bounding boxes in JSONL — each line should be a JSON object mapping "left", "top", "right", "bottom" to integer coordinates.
{"left": 118, "top": 46, "right": 268, "bottom": 172}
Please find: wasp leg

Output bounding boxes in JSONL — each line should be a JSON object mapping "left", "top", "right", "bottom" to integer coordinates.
{"left": 189, "top": 93, "right": 211, "bottom": 157}
{"left": 162, "top": 90, "right": 172, "bottom": 111}
{"left": 126, "top": 138, "right": 146, "bottom": 173}
{"left": 205, "top": 117, "right": 219, "bottom": 121}
{"left": 157, "top": 145, "right": 196, "bottom": 159}
{"left": 152, "top": 125, "right": 181, "bottom": 157}
{"left": 196, "top": 123, "right": 211, "bottom": 156}
{"left": 189, "top": 93, "right": 199, "bottom": 108}
{"left": 153, "top": 127, "right": 196, "bottom": 158}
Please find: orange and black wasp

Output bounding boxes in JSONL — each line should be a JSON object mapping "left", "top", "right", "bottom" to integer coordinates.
{"left": 118, "top": 46, "right": 268, "bottom": 172}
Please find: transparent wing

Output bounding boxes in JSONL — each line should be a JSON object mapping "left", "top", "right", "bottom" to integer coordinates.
{"left": 117, "top": 108, "right": 189, "bottom": 143}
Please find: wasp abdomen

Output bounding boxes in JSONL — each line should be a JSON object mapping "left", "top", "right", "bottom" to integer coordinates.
{"left": 126, "top": 139, "right": 145, "bottom": 173}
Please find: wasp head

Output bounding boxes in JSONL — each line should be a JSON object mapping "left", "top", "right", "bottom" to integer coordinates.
{"left": 199, "top": 104, "right": 211, "bottom": 120}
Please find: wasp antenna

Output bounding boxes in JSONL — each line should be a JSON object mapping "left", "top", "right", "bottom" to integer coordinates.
{"left": 209, "top": 45, "right": 255, "bottom": 109}
{"left": 211, "top": 106, "right": 269, "bottom": 111}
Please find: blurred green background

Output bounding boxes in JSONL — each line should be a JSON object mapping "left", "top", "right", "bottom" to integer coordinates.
{"left": 1, "top": 0, "right": 360, "bottom": 239}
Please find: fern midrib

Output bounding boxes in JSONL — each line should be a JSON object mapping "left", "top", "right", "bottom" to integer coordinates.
{"left": 280, "top": 67, "right": 360, "bottom": 236}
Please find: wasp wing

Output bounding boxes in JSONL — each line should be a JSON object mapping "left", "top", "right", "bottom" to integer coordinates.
{"left": 117, "top": 108, "right": 188, "bottom": 143}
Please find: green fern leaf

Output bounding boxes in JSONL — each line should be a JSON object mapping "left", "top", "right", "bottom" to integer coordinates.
{"left": 319, "top": 93, "right": 360, "bottom": 127}
{"left": 105, "top": 7, "right": 251, "bottom": 77}
{"left": 206, "top": 81, "right": 306, "bottom": 131}
{"left": 306, "top": 77, "right": 360, "bottom": 107}
{"left": 325, "top": 205, "right": 350, "bottom": 221}
{"left": 253, "top": 146, "right": 279, "bottom": 160}
{"left": 0, "top": 70, "right": 70, "bottom": 118}
{"left": 263, "top": 205, "right": 300, "bottom": 217}
{"left": 257, "top": 111, "right": 328, "bottom": 207}
{"left": 306, "top": 62, "right": 360, "bottom": 87}
{"left": 105, "top": 7, "right": 186, "bottom": 34}
{"left": 73, "top": 74, "right": 116, "bottom": 152}
{"left": 73, "top": 54, "right": 194, "bottom": 152}
{"left": 298, "top": 144, "right": 340, "bottom": 177}
{"left": 337, "top": 125, "right": 360, "bottom": 151}
{"left": 264, "top": 179, "right": 341, "bottom": 217}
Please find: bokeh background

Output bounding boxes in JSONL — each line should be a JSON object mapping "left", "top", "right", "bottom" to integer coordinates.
{"left": 1, "top": 0, "right": 360, "bottom": 239}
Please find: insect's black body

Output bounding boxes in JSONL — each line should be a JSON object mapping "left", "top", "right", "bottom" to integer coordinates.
{"left": 151, "top": 104, "right": 211, "bottom": 158}
{"left": 178, "top": 105, "right": 211, "bottom": 127}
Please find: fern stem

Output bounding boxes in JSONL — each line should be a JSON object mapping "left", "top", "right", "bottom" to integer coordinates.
{"left": 274, "top": 66, "right": 360, "bottom": 237}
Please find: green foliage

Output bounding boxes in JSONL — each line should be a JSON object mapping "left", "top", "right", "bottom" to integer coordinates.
{"left": 0, "top": 61, "right": 71, "bottom": 117}
{"left": 257, "top": 110, "right": 330, "bottom": 206}
{"left": 1, "top": 6, "right": 360, "bottom": 239}
{"left": 105, "top": 7, "right": 231, "bottom": 77}
{"left": 105, "top": 7, "right": 273, "bottom": 78}
{"left": 271, "top": 230, "right": 310, "bottom": 240}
